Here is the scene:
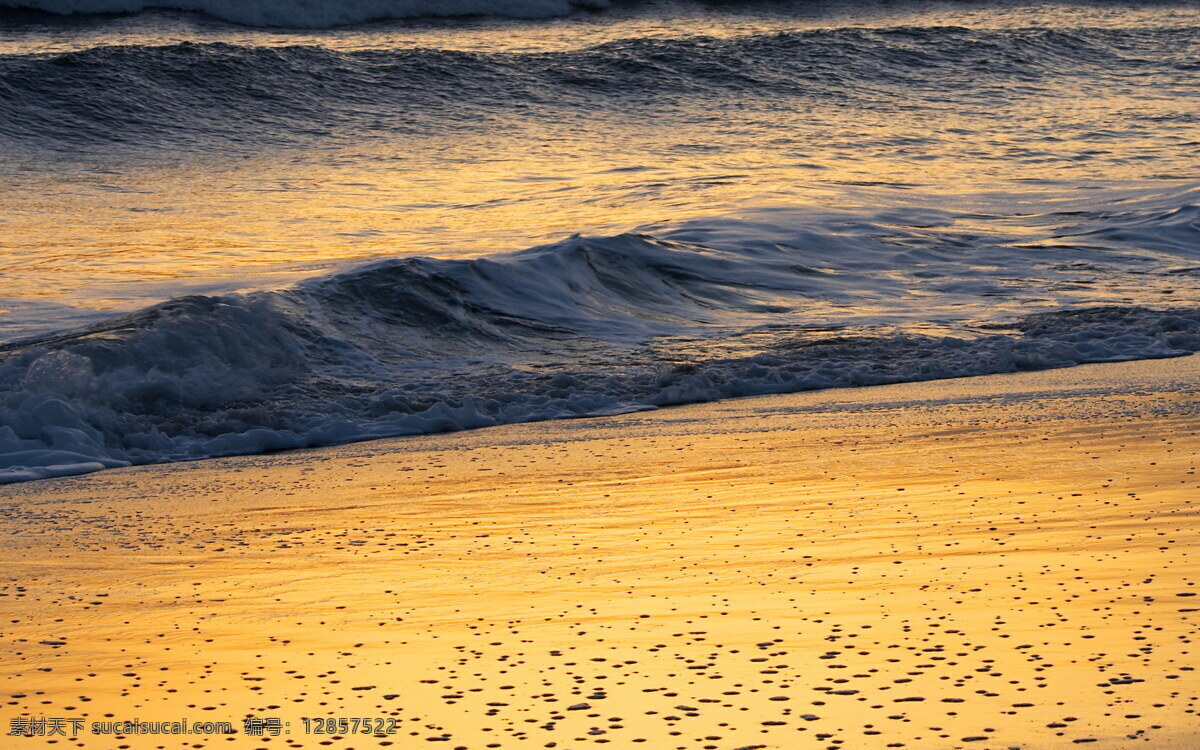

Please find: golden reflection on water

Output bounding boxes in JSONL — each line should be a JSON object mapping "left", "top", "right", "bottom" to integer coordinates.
{"left": 2, "top": 114, "right": 1193, "bottom": 309}
{"left": 3, "top": 2, "right": 1196, "bottom": 55}
{"left": 1, "top": 3, "right": 1196, "bottom": 315}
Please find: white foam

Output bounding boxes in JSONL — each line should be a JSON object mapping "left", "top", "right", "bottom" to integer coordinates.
{"left": 0, "top": 0, "right": 610, "bottom": 26}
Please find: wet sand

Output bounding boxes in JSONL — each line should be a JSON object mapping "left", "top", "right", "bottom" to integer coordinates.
{"left": 2, "top": 356, "right": 1199, "bottom": 750}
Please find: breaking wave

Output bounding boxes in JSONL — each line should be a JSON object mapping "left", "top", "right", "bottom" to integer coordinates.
{"left": 3, "top": 197, "right": 1200, "bottom": 484}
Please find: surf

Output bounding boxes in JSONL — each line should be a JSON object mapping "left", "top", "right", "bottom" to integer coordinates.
{"left": 3, "top": 195, "right": 1199, "bottom": 484}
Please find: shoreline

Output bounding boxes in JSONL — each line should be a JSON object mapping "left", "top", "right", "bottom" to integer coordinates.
{"left": 3, "top": 355, "right": 1198, "bottom": 749}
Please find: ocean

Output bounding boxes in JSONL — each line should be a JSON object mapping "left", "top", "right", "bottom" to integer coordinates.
{"left": 0, "top": 0, "right": 1197, "bottom": 483}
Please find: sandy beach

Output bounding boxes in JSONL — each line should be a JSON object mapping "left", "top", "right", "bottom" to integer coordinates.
{"left": 4, "top": 0, "right": 1200, "bottom": 747}
{"left": 2, "top": 355, "right": 1197, "bottom": 749}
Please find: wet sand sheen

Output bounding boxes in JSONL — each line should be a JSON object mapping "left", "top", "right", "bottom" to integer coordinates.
{"left": 2, "top": 356, "right": 1199, "bottom": 749}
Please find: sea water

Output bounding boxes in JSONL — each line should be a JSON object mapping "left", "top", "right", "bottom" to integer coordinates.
{"left": 0, "top": 0, "right": 1197, "bottom": 482}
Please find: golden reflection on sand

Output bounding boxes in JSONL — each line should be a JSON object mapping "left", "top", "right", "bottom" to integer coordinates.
{"left": 2, "top": 356, "right": 1198, "bottom": 749}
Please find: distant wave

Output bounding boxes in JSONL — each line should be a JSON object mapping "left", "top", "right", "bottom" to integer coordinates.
{"left": 2, "top": 191, "right": 1199, "bottom": 484}
{"left": 3, "top": 25, "right": 1192, "bottom": 149}
{"left": 0, "top": 0, "right": 612, "bottom": 27}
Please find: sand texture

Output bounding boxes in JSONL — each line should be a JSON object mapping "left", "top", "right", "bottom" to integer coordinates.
{"left": 2, "top": 356, "right": 1199, "bottom": 750}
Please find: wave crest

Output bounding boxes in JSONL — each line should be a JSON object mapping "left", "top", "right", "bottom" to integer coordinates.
{"left": 5, "top": 25, "right": 1183, "bottom": 149}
